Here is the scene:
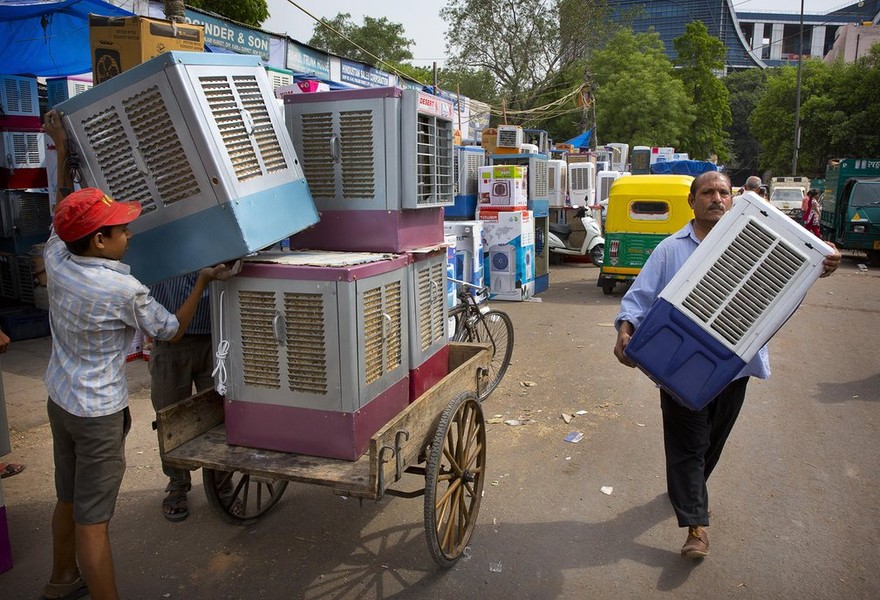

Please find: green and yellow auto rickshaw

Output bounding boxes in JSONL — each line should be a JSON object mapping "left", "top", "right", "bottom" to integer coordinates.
{"left": 597, "top": 174, "right": 694, "bottom": 295}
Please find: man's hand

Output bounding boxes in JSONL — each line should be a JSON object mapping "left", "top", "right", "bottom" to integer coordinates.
{"left": 614, "top": 321, "right": 637, "bottom": 368}
{"left": 199, "top": 259, "right": 241, "bottom": 283}
{"left": 820, "top": 242, "right": 841, "bottom": 278}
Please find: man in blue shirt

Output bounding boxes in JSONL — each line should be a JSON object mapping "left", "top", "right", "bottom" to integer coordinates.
{"left": 613, "top": 171, "right": 840, "bottom": 560}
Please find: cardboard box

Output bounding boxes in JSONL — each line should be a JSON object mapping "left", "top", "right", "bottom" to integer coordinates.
{"left": 478, "top": 165, "right": 528, "bottom": 208}
{"left": 89, "top": 15, "right": 204, "bottom": 84}
{"left": 477, "top": 209, "right": 535, "bottom": 302}
{"left": 443, "top": 220, "right": 485, "bottom": 302}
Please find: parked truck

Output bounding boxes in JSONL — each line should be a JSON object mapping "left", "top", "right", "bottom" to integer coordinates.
{"left": 768, "top": 176, "right": 809, "bottom": 217}
{"left": 819, "top": 158, "right": 880, "bottom": 266}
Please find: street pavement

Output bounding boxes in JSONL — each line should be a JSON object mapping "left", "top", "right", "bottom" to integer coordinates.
{"left": 0, "top": 257, "right": 877, "bottom": 599}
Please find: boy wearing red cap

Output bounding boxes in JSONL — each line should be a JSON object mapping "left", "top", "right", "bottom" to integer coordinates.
{"left": 40, "top": 111, "right": 234, "bottom": 600}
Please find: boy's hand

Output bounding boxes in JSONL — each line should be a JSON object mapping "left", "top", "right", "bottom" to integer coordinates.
{"left": 199, "top": 260, "right": 241, "bottom": 282}
{"left": 42, "top": 109, "right": 67, "bottom": 145}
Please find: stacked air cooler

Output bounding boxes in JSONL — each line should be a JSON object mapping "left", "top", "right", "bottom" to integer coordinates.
{"left": 446, "top": 145, "right": 486, "bottom": 219}
{"left": 625, "top": 193, "right": 835, "bottom": 410}
{"left": 0, "top": 75, "right": 52, "bottom": 310}
{"left": 57, "top": 51, "right": 318, "bottom": 285}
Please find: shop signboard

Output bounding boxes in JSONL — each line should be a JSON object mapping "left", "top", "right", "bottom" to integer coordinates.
{"left": 340, "top": 59, "right": 391, "bottom": 88}
{"left": 287, "top": 43, "right": 331, "bottom": 79}
{"left": 184, "top": 9, "right": 269, "bottom": 60}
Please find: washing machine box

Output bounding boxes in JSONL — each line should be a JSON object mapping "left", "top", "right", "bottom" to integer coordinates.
{"left": 212, "top": 251, "right": 411, "bottom": 460}
{"left": 89, "top": 15, "right": 204, "bottom": 84}
{"left": 625, "top": 193, "right": 834, "bottom": 410}
{"left": 443, "top": 220, "right": 484, "bottom": 300}
{"left": 477, "top": 208, "right": 535, "bottom": 301}
{"left": 57, "top": 51, "right": 318, "bottom": 285}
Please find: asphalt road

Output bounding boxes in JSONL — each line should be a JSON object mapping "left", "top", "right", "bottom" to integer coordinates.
{"left": 1, "top": 256, "right": 877, "bottom": 599}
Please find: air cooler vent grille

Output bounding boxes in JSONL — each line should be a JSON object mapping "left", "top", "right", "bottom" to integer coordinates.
{"left": 682, "top": 220, "right": 807, "bottom": 346}
{"left": 453, "top": 149, "right": 460, "bottom": 196}
{"left": 283, "top": 292, "right": 328, "bottom": 394}
{"left": 533, "top": 159, "right": 548, "bottom": 199}
{"left": 238, "top": 290, "right": 281, "bottom": 389}
{"left": 571, "top": 166, "right": 590, "bottom": 189}
{"left": 339, "top": 110, "right": 375, "bottom": 199}
{"left": 464, "top": 151, "right": 482, "bottom": 195}
{"left": 82, "top": 107, "right": 156, "bottom": 213}
{"left": 2, "top": 78, "right": 36, "bottom": 114}
{"left": 123, "top": 86, "right": 200, "bottom": 207}
{"left": 415, "top": 114, "right": 453, "bottom": 206}
{"left": 8, "top": 191, "right": 50, "bottom": 234}
{"left": 299, "top": 112, "right": 335, "bottom": 198}
{"left": 417, "top": 263, "right": 446, "bottom": 351}
{"left": 7, "top": 132, "right": 42, "bottom": 167}
{"left": 362, "top": 281, "right": 402, "bottom": 384}
{"left": 235, "top": 75, "right": 288, "bottom": 174}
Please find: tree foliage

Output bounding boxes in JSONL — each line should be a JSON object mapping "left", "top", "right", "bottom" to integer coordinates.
{"left": 186, "top": 0, "right": 269, "bottom": 27}
{"left": 723, "top": 68, "right": 766, "bottom": 176}
{"left": 672, "top": 21, "right": 731, "bottom": 161}
{"left": 308, "top": 12, "right": 414, "bottom": 65}
{"left": 588, "top": 29, "right": 694, "bottom": 147}
{"left": 750, "top": 48, "right": 880, "bottom": 177}
{"left": 441, "top": 0, "right": 615, "bottom": 115}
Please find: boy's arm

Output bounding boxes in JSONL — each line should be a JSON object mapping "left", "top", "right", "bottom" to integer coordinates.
{"left": 170, "top": 264, "right": 235, "bottom": 342}
{"left": 42, "top": 109, "right": 73, "bottom": 207}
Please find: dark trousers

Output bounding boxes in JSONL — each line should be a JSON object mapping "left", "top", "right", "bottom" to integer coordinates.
{"left": 661, "top": 377, "right": 749, "bottom": 527}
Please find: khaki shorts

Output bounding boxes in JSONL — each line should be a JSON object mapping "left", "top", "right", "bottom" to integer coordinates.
{"left": 47, "top": 399, "right": 131, "bottom": 525}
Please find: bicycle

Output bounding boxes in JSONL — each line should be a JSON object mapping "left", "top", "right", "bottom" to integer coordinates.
{"left": 448, "top": 278, "right": 514, "bottom": 402}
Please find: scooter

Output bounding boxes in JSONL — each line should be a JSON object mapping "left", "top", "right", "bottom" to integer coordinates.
{"left": 548, "top": 205, "right": 605, "bottom": 266}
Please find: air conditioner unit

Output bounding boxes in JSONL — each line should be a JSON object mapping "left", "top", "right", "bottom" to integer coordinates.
{"left": 0, "top": 130, "right": 46, "bottom": 170}
{"left": 265, "top": 66, "right": 294, "bottom": 90}
{"left": 46, "top": 75, "right": 94, "bottom": 109}
{"left": 453, "top": 145, "right": 485, "bottom": 197}
{"left": 284, "top": 86, "right": 454, "bottom": 210}
{"left": 496, "top": 125, "right": 523, "bottom": 152}
{"left": 568, "top": 162, "right": 596, "bottom": 207}
{"left": 0, "top": 76, "right": 39, "bottom": 117}
{"left": 212, "top": 251, "right": 411, "bottom": 461}
{"left": 57, "top": 51, "right": 318, "bottom": 286}
{"left": 625, "top": 193, "right": 834, "bottom": 411}
{"left": 596, "top": 170, "right": 621, "bottom": 204}
{"left": 547, "top": 159, "right": 568, "bottom": 207}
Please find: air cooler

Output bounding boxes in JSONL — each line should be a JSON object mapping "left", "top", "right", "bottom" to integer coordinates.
{"left": 447, "top": 145, "right": 485, "bottom": 219}
{"left": 625, "top": 193, "right": 835, "bottom": 410}
{"left": 211, "top": 251, "right": 410, "bottom": 461}
{"left": 56, "top": 52, "right": 318, "bottom": 285}
{"left": 284, "top": 87, "right": 454, "bottom": 252}
{"left": 407, "top": 249, "right": 450, "bottom": 401}
{"left": 0, "top": 76, "right": 39, "bottom": 117}
{"left": 0, "top": 189, "right": 51, "bottom": 254}
{"left": 547, "top": 159, "right": 568, "bottom": 207}
{"left": 0, "top": 129, "right": 47, "bottom": 189}
{"left": 568, "top": 162, "right": 595, "bottom": 207}
{"left": 46, "top": 75, "right": 93, "bottom": 109}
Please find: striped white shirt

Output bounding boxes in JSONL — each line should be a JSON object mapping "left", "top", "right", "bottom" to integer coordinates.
{"left": 43, "top": 232, "right": 180, "bottom": 417}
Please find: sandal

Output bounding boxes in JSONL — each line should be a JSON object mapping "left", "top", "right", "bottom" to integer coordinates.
{"left": 0, "top": 462, "right": 24, "bottom": 479}
{"left": 42, "top": 575, "right": 88, "bottom": 600}
{"left": 162, "top": 489, "right": 189, "bottom": 522}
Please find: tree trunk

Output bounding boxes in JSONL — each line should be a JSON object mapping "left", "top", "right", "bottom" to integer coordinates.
{"left": 164, "top": 0, "right": 186, "bottom": 23}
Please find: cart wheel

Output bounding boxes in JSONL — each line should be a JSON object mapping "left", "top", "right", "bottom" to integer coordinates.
{"left": 202, "top": 468, "right": 288, "bottom": 526}
{"left": 424, "top": 391, "right": 487, "bottom": 567}
{"left": 456, "top": 310, "right": 514, "bottom": 401}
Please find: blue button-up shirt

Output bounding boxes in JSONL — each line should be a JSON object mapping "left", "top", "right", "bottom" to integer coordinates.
{"left": 44, "top": 232, "right": 180, "bottom": 417}
{"left": 615, "top": 221, "right": 770, "bottom": 381}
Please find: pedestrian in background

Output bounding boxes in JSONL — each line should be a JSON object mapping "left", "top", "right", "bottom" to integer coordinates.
{"left": 613, "top": 171, "right": 841, "bottom": 560}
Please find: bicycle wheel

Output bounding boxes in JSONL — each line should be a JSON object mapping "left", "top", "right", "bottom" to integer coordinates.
{"left": 461, "top": 309, "right": 514, "bottom": 401}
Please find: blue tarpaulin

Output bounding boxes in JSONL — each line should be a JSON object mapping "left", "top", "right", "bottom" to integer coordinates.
{"left": 564, "top": 130, "right": 592, "bottom": 149}
{"left": 650, "top": 159, "right": 719, "bottom": 176}
{"left": 0, "top": 0, "right": 134, "bottom": 77}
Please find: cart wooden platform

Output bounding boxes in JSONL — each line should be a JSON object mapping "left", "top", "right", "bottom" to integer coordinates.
{"left": 157, "top": 343, "right": 491, "bottom": 567}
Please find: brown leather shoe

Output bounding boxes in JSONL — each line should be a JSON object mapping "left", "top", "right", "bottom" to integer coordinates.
{"left": 681, "top": 526, "right": 709, "bottom": 558}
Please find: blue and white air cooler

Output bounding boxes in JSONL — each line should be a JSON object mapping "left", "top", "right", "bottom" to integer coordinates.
{"left": 625, "top": 193, "right": 834, "bottom": 410}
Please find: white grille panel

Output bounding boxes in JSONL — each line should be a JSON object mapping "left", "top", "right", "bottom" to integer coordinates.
{"left": 200, "top": 76, "right": 262, "bottom": 181}
{"left": 533, "top": 159, "right": 548, "bottom": 199}
{"left": 284, "top": 292, "right": 328, "bottom": 394}
{"left": 9, "top": 132, "right": 43, "bottom": 168}
{"left": 298, "top": 112, "right": 335, "bottom": 198}
{"left": 682, "top": 220, "right": 807, "bottom": 346}
{"left": 339, "top": 110, "right": 376, "bottom": 199}
{"left": 238, "top": 290, "right": 281, "bottom": 389}
{"left": 415, "top": 114, "right": 454, "bottom": 206}
{"left": 123, "top": 86, "right": 200, "bottom": 206}
{"left": 384, "top": 280, "right": 403, "bottom": 371}
{"left": 363, "top": 286, "right": 384, "bottom": 384}
{"left": 82, "top": 108, "right": 156, "bottom": 213}
{"left": 464, "top": 151, "right": 483, "bottom": 195}
{"left": 235, "top": 75, "right": 288, "bottom": 174}
{"left": 571, "top": 166, "right": 590, "bottom": 189}
{"left": 416, "top": 263, "right": 446, "bottom": 351}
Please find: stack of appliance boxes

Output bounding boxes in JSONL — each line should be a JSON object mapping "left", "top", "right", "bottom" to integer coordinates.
{"left": 203, "top": 86, "right": 454, "bottom": 460}
{"left": 0, "top": 74, "right": 51, "bottom": 319}
{"left": 474, "top": 164, "right": 536, "bottom": 301}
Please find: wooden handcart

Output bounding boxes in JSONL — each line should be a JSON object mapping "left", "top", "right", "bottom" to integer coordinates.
{"left": 156, "top": 343, "right": 491, "bottom": 567}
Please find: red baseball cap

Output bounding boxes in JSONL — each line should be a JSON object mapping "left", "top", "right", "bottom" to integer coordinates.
{"left": 53, "top": 188, "right": 142, "bottom": 242}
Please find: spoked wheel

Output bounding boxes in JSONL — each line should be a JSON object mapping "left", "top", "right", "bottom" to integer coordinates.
{"left": 456, "top": 310, "right": 514, "bottom": 401}
{"left": 202, "top": 468, "right": 288, "bottom": 526}
{"left": 424, "top": 391, "right": 487, "bottom": 567}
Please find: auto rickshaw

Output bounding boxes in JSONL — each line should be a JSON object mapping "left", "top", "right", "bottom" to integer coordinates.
{"left": 597, "top": 174, "right": 694, "bottom": 295}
